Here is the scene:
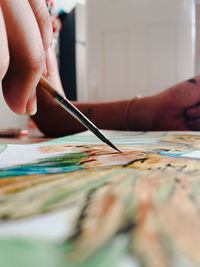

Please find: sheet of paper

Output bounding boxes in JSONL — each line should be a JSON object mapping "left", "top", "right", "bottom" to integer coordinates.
{"left": 0, "top": 130, "right": 200, "bottom": 267}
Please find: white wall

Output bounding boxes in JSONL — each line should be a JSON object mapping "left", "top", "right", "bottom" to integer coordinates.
{"left": 75, "top": 3, "right": 87, "bottom": 102}
{"left": 195, "top": 1, "right": 200, "bottom": 75}
{"left": 54, "top": 0, "right": 85, "bottom": 13}
{"left": 86, "top": 0, "right": 196, "bottom": 102}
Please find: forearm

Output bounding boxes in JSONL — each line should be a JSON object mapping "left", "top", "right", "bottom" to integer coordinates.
{"left": 32, "top": 74, "right": 200, "bottom": 135}
{"left": 31, "top": 86, "right": 130, "bottom": 137}
{"left": 31, "top": 47, "right": 161, "bottom": 136}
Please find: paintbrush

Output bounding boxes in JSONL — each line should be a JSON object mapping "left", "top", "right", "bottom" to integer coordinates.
{"left": 38, "top": 76, "right": 121, "bottom": 153}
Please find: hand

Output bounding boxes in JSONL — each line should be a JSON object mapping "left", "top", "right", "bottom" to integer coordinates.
{"left": 43, "top": 45, "right": 65, "bottom": 96}
{"left": 127, "top": 76, "right": 200, "bottom": 131}
{"left": 0, "top": 0, "right": 52, "bottom": 115}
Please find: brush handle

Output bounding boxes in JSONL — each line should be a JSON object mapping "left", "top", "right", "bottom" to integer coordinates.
{"left": 38, "top": 76, "right": 121, "bottom": 152}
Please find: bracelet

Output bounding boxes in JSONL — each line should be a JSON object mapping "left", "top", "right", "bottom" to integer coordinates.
{"left": 125, "top": 95, "right": 141, "bottom": 131}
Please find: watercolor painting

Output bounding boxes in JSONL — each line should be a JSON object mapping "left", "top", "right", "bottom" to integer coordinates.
{"left": 1, "top": 131, "right": 200, "bottom": 267}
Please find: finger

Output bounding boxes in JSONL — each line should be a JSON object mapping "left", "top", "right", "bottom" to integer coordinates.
{"left": 45, "top": 46, "right": 65, "bottom": 96}
{"left": 28, "top": 0, "right": 52, "bottom": 51}
{"left": 188, "top": 78, "right": 197, "bottom": 85}
{"left": 164, "top": 76, "right": 200, "bottom": 109}
{"left": 185, "top": 103, "right": 200, "bottom": 118}
{"left": 1, "top": 0, "right": 45, "bottom": 115}
{"left": 184, "top": 101, "right": 200, "bottom": 119}
{"left": 0, "top": 7, "right": 9, "bottom": 81}
{"left": 184, "top": 117, "right": 200, "bottom": 131}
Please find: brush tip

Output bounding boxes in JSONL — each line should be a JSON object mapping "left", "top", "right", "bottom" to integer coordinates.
{"left": 106, "top": 140, "right": 122, "bottom": 153}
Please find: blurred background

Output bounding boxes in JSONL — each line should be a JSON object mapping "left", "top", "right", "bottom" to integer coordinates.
{"left": 0, "top": 0, "right": 199, "bottom": 129}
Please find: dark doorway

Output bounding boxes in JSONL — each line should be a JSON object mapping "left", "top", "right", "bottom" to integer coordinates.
{"left": 59, "top": 9, "right": 77, "bottom": 100}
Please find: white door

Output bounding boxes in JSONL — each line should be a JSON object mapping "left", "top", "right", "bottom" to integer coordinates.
{"left": 86, "top": 0, "right": 195, "bottom": 101}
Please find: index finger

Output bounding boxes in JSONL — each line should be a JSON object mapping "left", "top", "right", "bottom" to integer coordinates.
{"left": 1, "top": 0, "right": 45, "bottom": 115}
{"left": 0, "top": 6, "right": 9, "bottom": 81}
{"left": 28, "top": 0, "right": 52, "bottom": 51}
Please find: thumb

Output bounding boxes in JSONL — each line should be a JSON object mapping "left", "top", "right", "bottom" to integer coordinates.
{"left": 44, "top": 45, "right": 55, "bottom": 77}
{"left": 44, "top": 46, "right": 64, "bottom": 95}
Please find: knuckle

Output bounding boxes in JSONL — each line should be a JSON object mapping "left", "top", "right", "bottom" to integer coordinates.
{"left": 40, "top": 9, "right": 52, "bottom": 31}
{"left": 35, "top": 6, "right": 52, "bottom": 50}
{"left": 40, "top": 7, "right": 52, "bottom": 27}
{"left": 27, "top": 51, "right": 46, "bottom": 73}
{"left": 41, "top": 21, "right": 52, "bottom": 50}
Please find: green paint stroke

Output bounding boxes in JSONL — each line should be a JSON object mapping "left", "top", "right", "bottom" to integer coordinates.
{"left": 0, "top": 152, "right": 87, "bottom": 178}
{"left": 64, "top": 234, "right": 130, "bottom": 267}
{"left": 0, "top": 144, "right": 7, "bottom": 154}
{"left": 191, "top": 179, "right": 200, "bottom": 197}
{"left": 21, "top": 152, "right": 87, "bottom": 168}
{"left": 41, "top": 169, "right": 125, "bottom": 212}
{"left": 0, "top": 238, "right": 63, "bottom": 267}
{"left": 0, "top": 234, "right": 130, "bottom": 267}
{"left": 154, "top": 179, "right": 175, "bottom": 203}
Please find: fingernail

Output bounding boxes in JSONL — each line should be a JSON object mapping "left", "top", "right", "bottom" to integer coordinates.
{"left": 43, "top": 64, "right": 48, "bottom": 77}
{"left": 26, "top": 89, "right": 37, "bottom": 115}
{"left": 46, "top": 45, "right": 55, "bottom": 74}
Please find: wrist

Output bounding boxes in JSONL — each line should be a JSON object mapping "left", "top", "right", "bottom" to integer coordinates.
{"left": 126, "top": 95, "right": 160, "bottom": 131}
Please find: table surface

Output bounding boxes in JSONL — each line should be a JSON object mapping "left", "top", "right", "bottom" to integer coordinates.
{"left": 0, "top": 128, "right": 50, "bottom": 145}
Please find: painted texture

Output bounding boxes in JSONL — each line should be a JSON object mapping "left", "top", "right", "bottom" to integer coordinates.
{"left": 0, "top": 131, "right": 200, "bottom": 266}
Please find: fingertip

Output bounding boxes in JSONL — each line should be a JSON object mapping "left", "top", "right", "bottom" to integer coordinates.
{"left": 26, "top": 89, "right": 37, "bottom": 115}
{"left": 0, "top": 7, "right": 10, "bottom": 81}
{"left": 28, "top": 107, "right": 37, "bottom": 116}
